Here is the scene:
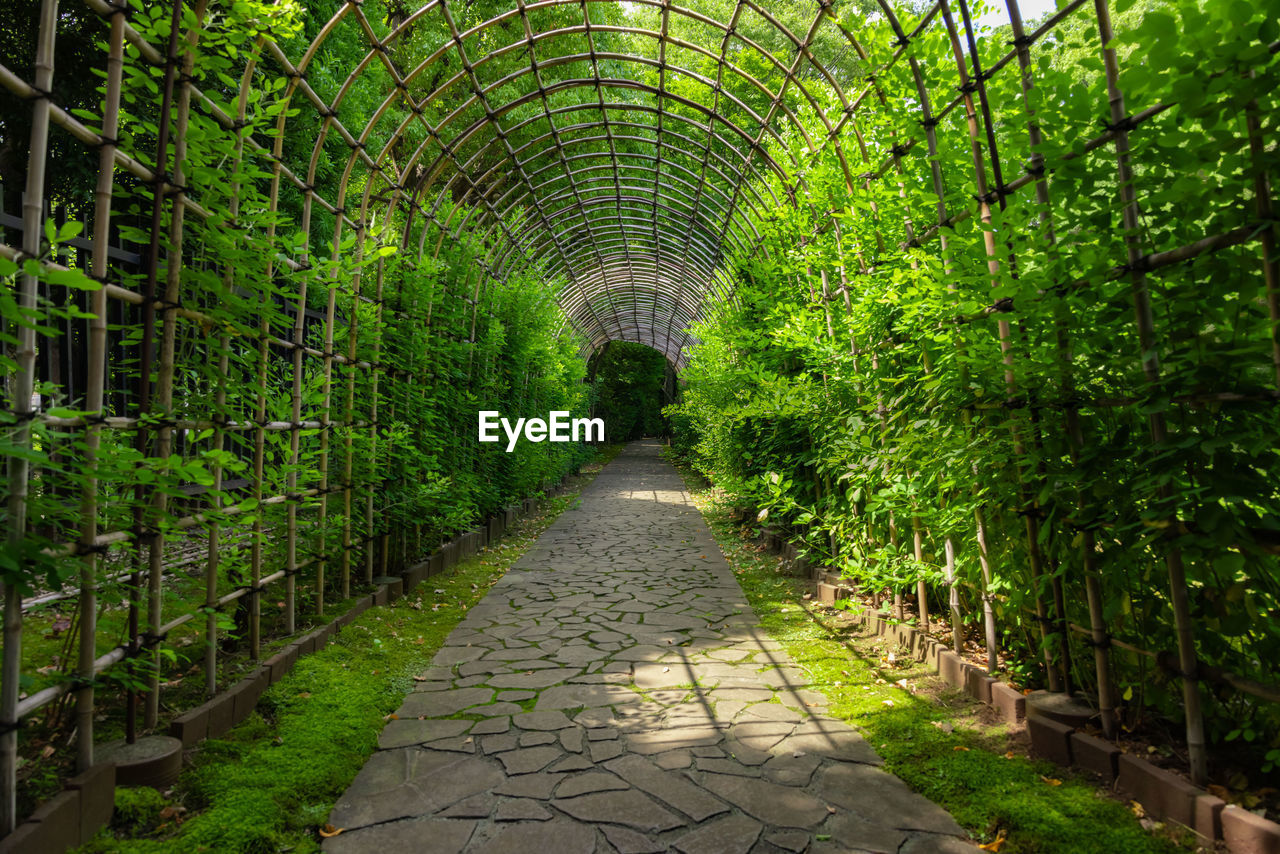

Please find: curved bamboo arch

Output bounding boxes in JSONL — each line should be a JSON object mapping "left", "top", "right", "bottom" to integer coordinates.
{"left": 4, "top": 0, "right": 1276, "bottom": 830}
{"left": 263, "top": 0, "right": 886, "bottom": 364}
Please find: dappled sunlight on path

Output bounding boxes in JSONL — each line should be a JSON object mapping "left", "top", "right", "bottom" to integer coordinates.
{"left": 323, "top": 441, "right": 972, "bottom": 853}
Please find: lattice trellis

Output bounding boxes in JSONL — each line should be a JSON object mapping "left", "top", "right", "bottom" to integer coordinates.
{"left": 1, "top": 0, "right": 1278, "bottom": 834}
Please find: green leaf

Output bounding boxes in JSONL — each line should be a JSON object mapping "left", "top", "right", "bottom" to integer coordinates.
{"left": 57, "top": 221, "right": 84, "bottom": 242}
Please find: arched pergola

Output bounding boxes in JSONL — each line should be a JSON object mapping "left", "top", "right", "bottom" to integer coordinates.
{"left": 3, "top": 0, "right": 1276, "bottom": 835}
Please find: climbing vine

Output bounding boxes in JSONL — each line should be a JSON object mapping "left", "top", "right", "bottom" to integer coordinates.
{"left": 672, "top": 0, "right": 1280, "bottom": 779}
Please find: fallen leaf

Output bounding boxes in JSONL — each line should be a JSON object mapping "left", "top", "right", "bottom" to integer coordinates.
{"left": 1040, "top": 775, "right": 1062, "bottom": 786}
{"left": 297, "top": 692, "right": 311, "bottom": 699}
{"left": 978, "top": 828, "right": 1008, "bottom": 851}
{"left": 319, "top": 824, "right": 344, "bottom": 838}
{"left": 953, "top": 746, "right": 970, "bottom": 752}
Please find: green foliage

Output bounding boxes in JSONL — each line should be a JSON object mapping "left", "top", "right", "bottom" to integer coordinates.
{"left": 669, "top": 0, "right": 1280, "bottom": 763}
{"left": 590, "top": 341, "right": 671, "bottom": 442}
{"left": 109, "top": 787, "right": 171, "bottom": 839}
{"left": 2, "top": 0, "right": 601, "bottom": 777}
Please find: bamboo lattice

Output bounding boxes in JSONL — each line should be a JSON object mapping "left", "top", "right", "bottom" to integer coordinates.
{"left": 1, "top": 0, "right": 1277, "bottom": 834}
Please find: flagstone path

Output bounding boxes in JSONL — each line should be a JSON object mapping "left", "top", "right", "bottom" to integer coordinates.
{"left": 323, "top": 441, "right": 972, "bottom": 853}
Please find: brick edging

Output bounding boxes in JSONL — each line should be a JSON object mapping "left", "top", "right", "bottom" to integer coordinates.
{"left": 847, "top": 606, "right": 1279, "bottom": 853}
{"left": 753, "top": 518, "right": 1280, "bottom": 854}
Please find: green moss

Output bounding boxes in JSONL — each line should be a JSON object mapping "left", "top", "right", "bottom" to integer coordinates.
{"left": 79, "top": 455, "right": 615, "bottom": 854}
{"left": 109, "top": 787, "right": 170, "bottom": 838}
{"left": 682, "top": 472, "right": 1194, "bottom": 854}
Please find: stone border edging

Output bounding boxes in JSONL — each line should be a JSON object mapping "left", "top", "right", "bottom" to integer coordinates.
{"left": 768, "top": 525, "right": 1280, "bottom": 854}
{"left": 0, "top": 474, "right": 576, "bottom": 854}
{"left": 0, "top": 763, "right": 115, "bottom": 854}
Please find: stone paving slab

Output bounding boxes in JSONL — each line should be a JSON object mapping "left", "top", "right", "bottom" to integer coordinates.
{"left": 324, "top": 441, "right": 972, "bottom": 853}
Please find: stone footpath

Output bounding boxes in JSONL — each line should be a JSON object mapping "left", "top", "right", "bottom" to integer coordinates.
{"left": 323, "top": 441, "right": 972, "bottom": 853}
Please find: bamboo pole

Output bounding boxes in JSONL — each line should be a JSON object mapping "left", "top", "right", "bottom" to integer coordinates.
{"left": 315, "top": 262, "right": 338, "bottom": 614}
{"left": 912, "top": 516, "right": 929, "bottom": 632}
{"left": 75, "top": 8, "right": 126, "bottom": 773}
{"left": 339, "top": 253, "right": 363, "bottom": 601}
{"left": 899, "top": 35, "right": 968, "bottom": 654}
{"left": 204, "top": 333, "right": 228, "bottom": 696}
{"left": 1244, "top": 79, "right": 1280, "bottom": 388}
{"left": 126, "top": 0, "right": 184, "bottom": 744}
{"left": 1001, "top": 0, "right": 1104, "bottom": 712}
{"left": 254, "top": 17, "right": 300, "bottom": 662}
{"left": 145, "top": 0, "right": 206, "bottom": 728}
{"left": 367, "top": 256, "right": 387, "bottom": 586}
{"left": 203, "top": 30, "right": 258, "bottom": 692}
{"left": 283, "top": 197, "right": 316, "bottom": 635}
{"left": 944, "top": 537, "right": 964, "bottom": 654}
{"left": 1, "top": 0, "right": 58, "bottom": 831}
{"left": 944, "top": 0, "right": 1060, "bottom": 683}
{"left": 1093, "top": 0, "right": 1207, "bottom": 784}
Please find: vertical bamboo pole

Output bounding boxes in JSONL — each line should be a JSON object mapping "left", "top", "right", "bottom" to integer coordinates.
{"left": 76, "top": 8, "right": 126, "bottom": 773}
{"left": 331, "top": 189, "right": 364, "bottom": 602}
{"left": 952, "top": 0, "right": 1064, "bottom": 682}
{"left": 912, "top": 516, "right": 929, "bottom": 632}
{"left": 284, "top": 206, "right": 316, "bottom": 634}
{"left": 204, "top": 40, "right": 257, "bottom": 693}
{"left": 204, "top": 336, "right": 228, "bottom": 696}
{"left": 942, "top": 0, "right": 1035, "bottom": 677}
{"left": 316, "top": 254, "right": 339, "bottom": 615}
{"left": 255, "top": 38, "right": 298, "bottom": 662}
{"left": 1093, "top": 0, "right": 1206, "bottom": 783}
{"left": 1004, "top": 0, "right": 1115, "bottom": 729}
{"left": 128, "top": 0, "right": 184, "bottom": 744}
{"left": 340, "top": 280, "right": 360, "bottom": 601}
{"left": 944, "top": 538, "right": 964, "bottom": 654}
{"left": 145, "top": 0, "right": 206, "bottom": 728}
{"left": 248, "top": 306, "right": 266, "bottom": 662}
{"left": 1244, "top": 81, "right": 1280, "bottom": 388}
{"left": 366, "top": 257, "right": 387, "bottom": 586}
{"left": 891, "top": 31, "right": 971, "bottom": 656}
{"left": 1, "top": 0, "right": 57, "bottom": 831}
